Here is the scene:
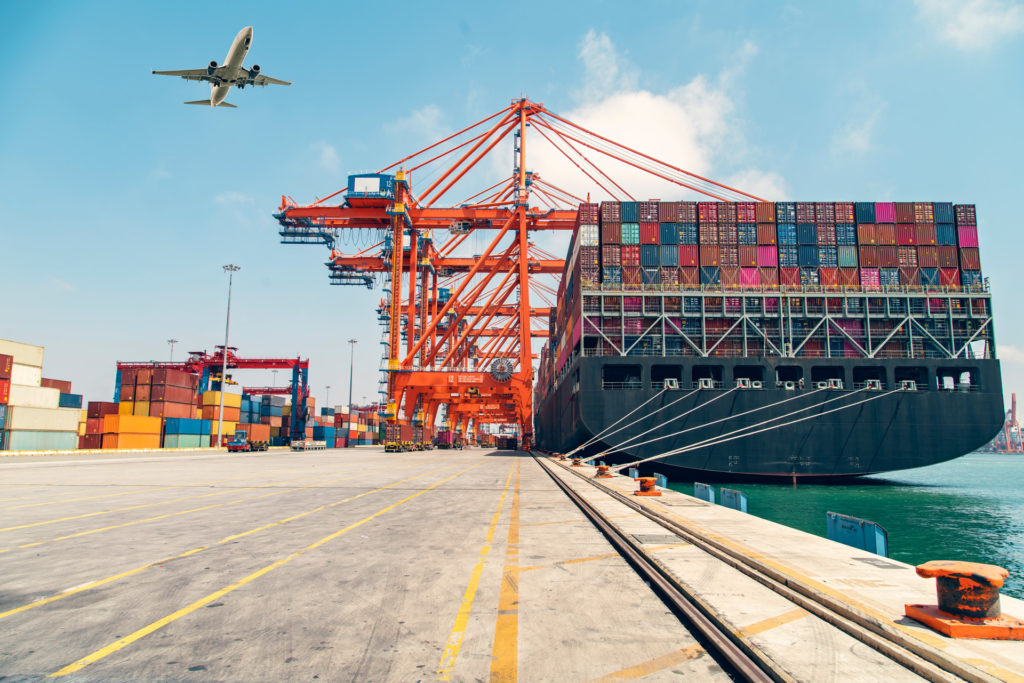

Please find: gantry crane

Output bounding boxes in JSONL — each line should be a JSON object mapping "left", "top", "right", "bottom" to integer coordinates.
{"left": 979, "top": 392, "right": 1024, "bottom": 453}
{"left": 274, "top": 98, "right": 761, "bottom": 447}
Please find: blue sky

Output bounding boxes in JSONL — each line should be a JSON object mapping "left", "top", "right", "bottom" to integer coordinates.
{"left": 1, "top": 0, "right": 1023, "bottom": 409}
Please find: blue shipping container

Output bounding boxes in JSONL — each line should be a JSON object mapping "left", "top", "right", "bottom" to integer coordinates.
{"left": 779, "top": 245, "right": 800, "bottom": 267}
{"left": 854, "top": 202, "right": 876, "bottom": 223}
{"left": 837, "top": 245, "right": 859, "bottom": 268}
{"left": 603, "top": 267, "right": 622, "bottom": 284}
{"left": 640, "top": 245, "right": 660, "bottom": 267}
{"left": 818, "top": 246, "right": 839, "bottom": 268}
{"left": 836, "top": 224, "right": 857, "bottom": 245}
{"left": 799, "top": 268, "right": 820, "bottom": 286}
{"left": 738, "top": 224, "right": 757, "bottom": 245}
{"left": 797, "top": 223, "right": 817, "bottom": 245}
{"left": 775, "top": 202, "right": 796, "bottom": 223}
{"left": 920, "top": 267, "right": 940, "bottom": 287}
{"left": 58, "top": 393, "right": 83, "bottom": 408}
{"left": 660, "top": 245, "right": 679, "bottom": 266}
{"left": 677, "top": 224, "right": 698, "bottom": 244}
{"left": 699, "top": 267, "right": 720, "bottom": 285}
{"left": 164, "top": 418, "right": 205, "bottom": 435}
{"left": 641, "top": 267, "right": 660, "bottom": 284}
{"left": 659, "top": 223, "right": 679, "bottom": 244}
{"left": 620, "top": 223, "right": 640, "bottom": 244}
{"left": 620, "top": 202, "right": 639, "bottom": 222}
{"left": 880, "top": 268, "right": 900, "bottom": 286}
{"left": 962, "top": 270, "right": 983, "bottom": 287}
{"left": 937, "top": 223, "right": 957, "bottom": 246}
{"left": 0, "top": 404, "right": 6, "bottom": 429}
{"left": 778, "top": 224, "right": 798, "bottom": 245}
{"left": 798, "top": 246, "right": 820, "bottom": 267}
{"left": 933, "top": 202, "right": 954, "bottom": 223}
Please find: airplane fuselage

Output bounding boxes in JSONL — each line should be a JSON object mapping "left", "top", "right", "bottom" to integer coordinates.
{"left": 210, "top": 27, "right": 252, "bottom": 105}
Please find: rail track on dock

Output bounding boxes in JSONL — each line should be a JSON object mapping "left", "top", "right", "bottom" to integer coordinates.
{"left": 535, "top": 453, "right": 997, "bottom": 683}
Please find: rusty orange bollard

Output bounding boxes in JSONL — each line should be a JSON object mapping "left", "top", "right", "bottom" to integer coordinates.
{"left": 571, "top": 458, "right": 582, "bottom": 467}
{"left": 905, "top": 560, "right": 1024, "bottom": 640}
{"left": 595, "top": 465, "right": 612, "bottom": 478}
{"left": 633, "top": 476, "right": 661, "bottom": 496}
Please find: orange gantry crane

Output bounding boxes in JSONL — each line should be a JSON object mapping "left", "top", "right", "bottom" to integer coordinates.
{"left": 274, "top": 98, "right": 762, "bottom": 447}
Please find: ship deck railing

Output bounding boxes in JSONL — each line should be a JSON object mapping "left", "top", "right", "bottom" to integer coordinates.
{"left": 582, "top": 283, "right": 991, "bottom": 295}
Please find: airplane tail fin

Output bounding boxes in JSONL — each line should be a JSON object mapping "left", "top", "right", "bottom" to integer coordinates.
{"left": 184, "top": 100, "right": 237, "bottom": 108}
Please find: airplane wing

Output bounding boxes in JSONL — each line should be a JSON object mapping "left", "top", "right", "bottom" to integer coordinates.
{"left": 152, "top": 68, "right": 216, "bottom": 84}
{"left": 252, "top": 73, "right": 292, "bottom": 86}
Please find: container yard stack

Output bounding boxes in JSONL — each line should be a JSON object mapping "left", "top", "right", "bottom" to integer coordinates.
{"left": 162, "top": 417, "right": 210, "bottom": 449}
{"left": 0, "top": 339, "right": 80, "bottom": 451}
{"left": 148, "top": 369, "right": 199, "bottom": 419}
{"left": 81, "top": 401, "right": 119, "bottom": 449}
{"left": 101, "top": 414, "right": 162, "bottom": 450}
{"left": 203, "top": 386, "right": 242, "bottom": 446}
{"left": 260, "top": 395, "right": 286, "bottom": 445}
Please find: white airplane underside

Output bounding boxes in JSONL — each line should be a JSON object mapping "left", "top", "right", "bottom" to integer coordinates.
{"left": 152, "top": 26, "right": 291, "bottom": 108}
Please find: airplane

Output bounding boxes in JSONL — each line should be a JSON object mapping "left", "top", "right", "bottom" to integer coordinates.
{"left": 152, "top": 26, "right": 290, "bottom": 108}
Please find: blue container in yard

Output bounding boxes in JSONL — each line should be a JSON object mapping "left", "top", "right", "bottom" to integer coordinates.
{"left": 880, "top": 268, "right": 900, "bottom": 286}
{"left": 58, "top": 393, "right": 82, "bottom": 408}
{"left": 0, "top": 404, "right": 7, "bottom": 429}
{"left": 797, "top": 223, "right": 817, "bottom": 245}
{"left": 920, "top": 267, "right": 940, "bottom": 287}
{"left": 837, "top": 245, "right": 859, "bottom": 268}
{"left": 641, "top": 267, "right": 660, "bottom": 284}
{"left": 677, "top": 224, "right": 698, "bottom": 244}
{"left": 603, "top": 267, "right": 621, "bottom": 284}
{"left": 775, "top": 202, "right": 796, "bottom": 223}
{"left": 933, "top": 202, "right": 954, "bottom": 224}
{"left": 164, "top": 418, "right": 204, "bottom": 435}
{"left": 937, "top": 223, "right": 956, "bottom": 245}
{"left": 835, "top": 224, "right": 857, "bottom": 245}
{"left": 738, "top": 224, "right": 757, "bottom": 245}
{"left": 855, "top": 202, "right": 876, "bottom": 223}
{"left": 799, "top": 268, "right": 819, "bottom": 286}
{"left": 699, "top": 266, "right": 720, "bottom": 285}
{"left": 640, "top": 244, "right": 659, "bottom": 267}
{"left": 779, "top": 245, "right": 799, "bottom": 267}
{"left": 659, "top": 223, "right": 679, "bottom": 244}
{"left": 818, "top": 246, "right": 838, "bottom": 268}
{"left": 620, "top": 202, "right": 639, "bottom": 222}
{"left": 660, "top": 245, "right": 679, "bottom": 266}
{"left": 799, "top": 246, "right": 820, "bottom": 267}
{"left": 777, "top": 224, "right": 798, "bottom": 245}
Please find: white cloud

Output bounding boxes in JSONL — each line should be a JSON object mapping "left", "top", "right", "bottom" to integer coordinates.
{"left": 830, "top": 109, "right": 883, "bottom": 156}
{"left": 214, "top": 191, "right": 253, "bottom": 205}
{"left": 49, "top": 277, "right": 75, "bottom": 292}
{"left": 915, "top": 0, "right": 1024, "bottom": 50}
{"left": 385, "top": 105, "right": 447, "bottom": 142}
{"left": 309, "top": 141, "right": 341, "bottom": 174}
{"left": 998, "top": 344, "right": 1024, "bottom": 363}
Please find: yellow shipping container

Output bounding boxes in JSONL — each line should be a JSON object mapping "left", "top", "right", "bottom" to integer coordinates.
{"left": 118, "top": 401, "right": 133, "bottom": 415}
{"left": 210, "top": 420, "right": 238, "bottom": 436}
{"left": 202, "top": 391, "right": 242, "bottom": 409}
{"left": 78, "top": 423, "right": 86, "bottom": 436}
{"left": 132, "top": 401, "right": 150, "bottom": 417}
{"left": 102, "top": 414, "right": 162, "bottom": 434}
{"left": 194, "top": 408, "right": 202, "bottom": 420}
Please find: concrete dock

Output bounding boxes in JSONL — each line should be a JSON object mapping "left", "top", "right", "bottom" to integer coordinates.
{"left": 1, "top": 447, "right": 1022, "bottom": 681}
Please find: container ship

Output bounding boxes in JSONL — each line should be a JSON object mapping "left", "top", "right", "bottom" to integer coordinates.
{"left": 534, "top": 201, "right": 1004, "bottom": 481}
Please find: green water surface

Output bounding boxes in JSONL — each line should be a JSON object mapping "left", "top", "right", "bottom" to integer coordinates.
{"left": 666, "top": 453, "right": 1024, "bottom": 598}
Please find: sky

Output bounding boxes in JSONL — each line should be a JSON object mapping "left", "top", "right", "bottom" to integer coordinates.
{"left": 1, "top": 0, "right": 1023, "bottom": 412}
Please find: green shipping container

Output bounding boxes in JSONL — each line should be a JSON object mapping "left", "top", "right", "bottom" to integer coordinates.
{"left": 163, "top": 434, "right": 205, "bottom": 449}
{"left": 4, "top": 430, "right": 78, "bottom": 451}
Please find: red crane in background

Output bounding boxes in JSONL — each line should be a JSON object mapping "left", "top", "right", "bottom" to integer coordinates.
{"left": 274, "top": 98, "right": 763, "bottom": 447}
{"left": 981, "top": 392, "right": 1024, "bottom": 453}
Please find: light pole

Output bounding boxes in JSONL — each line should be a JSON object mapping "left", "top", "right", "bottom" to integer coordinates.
{"left": 272, "top": 369, "right": 278, "bottom": 387}
{"left": 326, "top": 385, "right": 330, "bottom": 411}
{"left": 218, "top": 264, "right": 240, "bottom": 447}
{"left": 167, "top": 338, "right": 179, "bottom": 362}
{"left": 347, "top": 339, "right": 357, "bottom": 446}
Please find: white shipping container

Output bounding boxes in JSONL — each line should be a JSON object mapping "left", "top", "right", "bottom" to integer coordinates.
{"left": 11, "top": 364, "right": 42, "bottom": 387}
{"left": 579, "top": 224, "right": 600, "bottom": 247}
{"left": 0, "top": 339, "right": 44, "bottom": 368}
{"left": 8, "top": 385, "right": 60, "bottom": 409}
{"left": 6, "top": 406, "right": 81, "bottom": 432}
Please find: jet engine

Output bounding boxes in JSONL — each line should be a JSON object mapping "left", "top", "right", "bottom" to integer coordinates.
{"left": 207, "top": 60, "right": 218, "bottom": 75}
{"left": 248, "top": 64, "right": 261, "bottom": 78}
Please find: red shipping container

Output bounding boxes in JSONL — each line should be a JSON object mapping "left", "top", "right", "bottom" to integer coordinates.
{"left": 699, "top": 246, "right": 720, "bottom": 267}
{"left": 679, "top": 202, "right": 698, "bottom": 223}
{"left": 718, "top": 224, "right": 738, "bottom": 244}
{"left": 137, "top": 368, "right": 154, "bottom": 384}
{"left": 638, "top": 201, "right": 659, "bottom": 222}
{"left": 894, "top": 202, "right": 915, "bottom": 223}
{"left": 780, "top": 267, "right": 800, "bottom": 287}
{"left": 897, "top": 246, "right": 918, "bottom": 267}
{"left": 897, "top": 224, "right": 916, "bottom": 245}
{"left": 957, "top": 226, "right": 979, "bottom": 248}
{"left": 622, "top": 267, "right": 641, "bottom": 286}
{"left": 914, "top": 202, "right": 935, "bottom": 223}
{"left": 601, "top": 201, "right": 621, "bottom": 221}
{"left": 601, "top": 222, "right": 621, "bottom": 243}
{"left": 858, "top": 246, "right": 878, "bottom": 267}
{"left": 937, "top": 246, "right": 958, "bottom": 269}
{"left": 80, "top": 434, "right": 103, "bottom": 450}
{"left": 759, "top": 267, "right": 779, "bottom": 287}
{"left": 720, "top": 244, "right": 739, "bottom": 267}
{"left": 718, "top": 202, "right": 737, "bottom": 224}
{"left": 119, "top": 384, "right": 135, "bottom": 401}
{"left": 815, "top": 202, "right": 836, "bottom": 224}
{"left": 755, "top": 202, "right": 775, "bottom": 223}
{"left": 658, "top": 201, "right": 681, "bottom": 222}
{"left": 120, "top": 368, "right": 138, "bottom": 386}
{"left": 639, "top": 222, "right": 659, "bottom": 244}
{"left": 699, "top": 225, "right": 719, "bottom": 244}
{"left": 135, "top": 384, "right": 151, "bottom": 401}
{"left": 0, "top": 353, "right": 11, "bottom": 380}
{"left": 41, "top": 378, "right": 72, "bottom": 393}
{"left": 796, "top": 202, "right": 815, "bottom": 222}
{"left": 602, "top": 245, "right": 621, "bottom": 266}
{"left": 816, "top": 225, "right": 836, "bottom": 245}
{"left": 150, "top": 384, "right": 197, "bottom": 403}
{"left": 877, "top": 246, "right": 899, "bottom": 268}
{"left": 578, "top": 202, "right": 599, "bottom": 223}
{"left": 678, "top": 245, "right": 699, "bottom": 267}
{"left": 698, "top": 202, "right": 718, "bottom": 224}
{"left": 721, "top": 266, "right": 742, "bottom": 288}
{"left": 86, "top": 417, "right": 104, "bottom": 434}
{"left": 857, "top": 224, "right": 876, "bottom": 244}
{"left": 834, "top": 202, "right": 855, "bottom": 223}
{"left": 917, "top": 223, "right": 937, "bottom": 245}
{"left": 87, "top": 401, "right": 119, "bottom": 418}
{"left": 955, "top": 204, "right": 977, "bottom": 225}
{"left": 736, "top": 202, "right": 756, "bottom": 222}
{"left": 940, "top": 268, "right": 961, "bottom": 287}
{"left": 960, "top": 248, "right": 981, "bottom": 270}
{"left": 738, "top": 245, "right": 758, "bottom": 267}
{"left": 819, "top": 267, "right": 839, "bottom": 288}
{"left": 148, "top": 401, "right": 195, "bottom": 419}
{"left": 621, "top": 244, "right": 640, "bottom": 266}
{"left": 757, "top": 245, "right": 778, "bottom": 267}
{"left": 679, "top": 268, "right": 699, "bottom": 286}
{"left": 874, "top": 202, "right": 896, "bottom": 223}
{"left": 900, "top": 267, "right": 920, "bottom": 286}
{"left": 875, "top": 223, "right": 897, "bottom": 245}
{"left": 756, "top": 224, "right": 777, "bottom": 245}
{"left": 839, "top": 267, "right": 860, "bottom": 287}
{"left": 918, "top": 246, "right": 939, "bottom": 268}
{"left": 660, "top": 267, "right": 680, "bottom": 285}
{"left": 0, "top": 378, "right": 9, "bottom": 404}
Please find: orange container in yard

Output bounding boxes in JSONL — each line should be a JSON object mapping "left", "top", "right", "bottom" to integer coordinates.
{"left": 102, "top": 414, "right": 162, "bottom": 434}
{"left": 102, "top": 433, "right": 161, "bottom": 449}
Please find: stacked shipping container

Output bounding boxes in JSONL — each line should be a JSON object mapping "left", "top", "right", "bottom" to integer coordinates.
{"left": 0, "top": 339, "right": 80, "bottom": 451}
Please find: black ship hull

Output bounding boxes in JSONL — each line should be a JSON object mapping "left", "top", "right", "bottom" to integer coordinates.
{"left": 535, "top": 357, "right": 1004, "bottom": 482}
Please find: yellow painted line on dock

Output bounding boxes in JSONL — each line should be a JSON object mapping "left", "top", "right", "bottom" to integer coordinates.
{"left": 436, "top": 464, "right": 515, "bottom": 681}
{"left": 518, "top": 518, "right": 584, "bottom": 527}
{"left": 0, "top": 465, "right": 446, "bottom": 623}
{"left": 48, "top": 462, "right": 484, "bottom": 678}
{"left": 489, "top": 459, "right": 521, "bottom": 683}
{"left": 736, "top": 608, "right": 809, "bottom": 638}
{"left": 589, "top": 644, "right": 704, "bottom": 681}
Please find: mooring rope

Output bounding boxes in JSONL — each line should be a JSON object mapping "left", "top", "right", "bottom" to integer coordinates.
{"left": 567, "top": 386, "right": 670, "bottom": 456}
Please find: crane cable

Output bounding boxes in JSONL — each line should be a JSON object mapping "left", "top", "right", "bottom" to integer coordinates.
{"left": 566, "top": 386, "right": 672, "bottom": 456}
{"left": 589, "top": 387, "right": 830, "bottom": 459}
{"left": 584, "top": 387, "right": 738, "bottom": 463}
{"left": 619, "top": 388, "right": 902, "bottom": 469}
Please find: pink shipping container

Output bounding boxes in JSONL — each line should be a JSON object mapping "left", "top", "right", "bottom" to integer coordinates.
{"left": 860, "top": 268, "right": 881, "bottom": 290}
{"left": 759, "top": 267, "right": 779, "bottom": 287}
{"left": 639, "top": 222, "right": 659, "bottom": 244}
{"left": 757, "top": 245, "right": 778, "bottom": 267}
{"left": 957, "top": 226, "right": 979, "bottom": 248}
{"left": 678, "top": 245, "right": 699, "bottom": 267}
{"left": 740, "top": 268, "right": 759, "bottom": 287}
{"left": 874, "top": 202, "right": 896, "bottom": 223}
{"left": 737, "top": 202, "right": 756, "bottom": 222}
{"left": 897, "top": 224, "right": 916, "bottom": 245}
{"left": 876, "top": 223, "right": 897, "bottom": 245}
{"left": 621, "top": 244, "right": 641, "bottom": 266}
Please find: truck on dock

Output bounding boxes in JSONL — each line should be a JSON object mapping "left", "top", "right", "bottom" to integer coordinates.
{"left": 226, "top": 430, "right": 269, "bottom": 453}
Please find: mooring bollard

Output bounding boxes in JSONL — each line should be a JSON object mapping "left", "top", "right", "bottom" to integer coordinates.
{"left": 595, "top": 465, "right": 612, "bottom": 478}
{"left": 905, "top": 560, "right": 1024, "bottom": 640}
{"left": 571, "top": 458, "right": 582, "bottom": 467}
{"left": 633, "top": 476, "right": 661, "bottom": 496}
